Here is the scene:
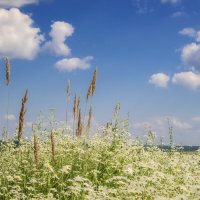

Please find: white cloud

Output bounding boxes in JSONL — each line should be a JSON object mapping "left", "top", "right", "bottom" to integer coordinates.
{"left": 181, "top": 43, "right": 200, "bottom": 70}
{"left": 149, "top": 73, "right": 170, "bottom": 88}
{"left": 0, "top": 0, "right": 38, "bottom": 8}
{"left": 179, "top": 28, "right": 196, "bottom": 38}
{"left": 43, "top": 21, "right": 74, "bottom": 56}
{"left": 172, "top": 71, "right": 200, "bottom": 90}
{"left": 171, "top": 117, "right": 192, "bottom": 129}
{"left": 55, "top": 56, "right": 93, "bottom": 72}
{"left": 179, "top": 27, "right": 200, "bottom": 70}
{"left": 0, "top": 8, "right": 44, "bottom": 60}
{"left": 179, "top": 28, "right": 200, "bottom": 42}
{"left": 4, "top": 114, "right": 15, "bottom": 121}
{"left": 161, "top": 0, "right": 182, "bottom": 4}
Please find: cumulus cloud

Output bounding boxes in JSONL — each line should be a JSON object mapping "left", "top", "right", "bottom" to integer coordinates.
{"left": 181, "top": 43, "right": 200, "bottom": 70}
{"left": 149, "top": 73, "right": 170, "bottom": 88}
{"left": 179, "top": 28, "right": 200, "bottom": 70}
{"left": 0, "top": 8, "right": 44, "bottom": 59}
{"left": 43, "top": 21, "right": 74, "bottom": 56}
{"left": 55, "top": 56, "right": 93, "bottom": 72}
{"left": 161, "top": 0, "right": 182, "bottom": 4}
{"left": 4, "top": 114, "right": 15, "bottom": 121}
{"left": 172, "top": 71, "right": 200, "bottom": 90}
{"left": 0, "top": 0, "right": 38, "bottom": 8}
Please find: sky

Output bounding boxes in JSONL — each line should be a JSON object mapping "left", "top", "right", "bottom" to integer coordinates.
{"left": 1, "top": 0, "right": 200, "bottom": 145}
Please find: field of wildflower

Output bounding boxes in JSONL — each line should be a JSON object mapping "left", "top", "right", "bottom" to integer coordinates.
{"left": 0, "top": 60, "right": 200, "bottom": 199}
{"left": 0, "top": 127, "right": 200, "bottom": 200}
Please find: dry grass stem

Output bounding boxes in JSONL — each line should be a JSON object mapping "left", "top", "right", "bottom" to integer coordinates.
{"left": 86, "top": 105, "right": 92, "bottom": 131}
{"left": 18, "top": 89, "right": 28, "bottom": 143}
{"left": 86, "top": 83, "right": 92, "bottom": 102}
{"left": 76, "top": 108, "right": 83, "bottom": 138}
{"left": 91, "top": 69, "right": 97, "bottom": 95}
{"left": 76, "top": 96, "right": 80, "bottom": 119}
{"left": 6, "top": 57, "right": 10, "bottom": 86}
{"left": 73, "top": 94, "right": 77, "bottom": 120}
{"left": 67, "top": 80, "right": 71, "bottom": 102}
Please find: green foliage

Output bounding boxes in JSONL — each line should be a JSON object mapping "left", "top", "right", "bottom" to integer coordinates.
{"left": 0, "top": 128, "right": 200, "bottom": 200}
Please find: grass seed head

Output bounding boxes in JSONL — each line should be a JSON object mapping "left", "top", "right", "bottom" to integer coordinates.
{"left": 86, "top": 83, "right": 92, "bottom": 102}
{"left": 76, "top": 96, "right": 80, "bottom": 119}
{"left": 73, "top": 94, "right": 77, "bottom": 120}
{"left": 91, "top": 68, "right": 97, "bottom": 95}
{"left": 6, "top": 57, "right": 10, "bottom": 86}
{"left": 67, "top": 80, "right": 71, "bottom": 102}
{"left": 18, "top": 89, "right": 28, "bottom": 142}
{"left": 76, "top": 108, "right": 83, "bottom": 138}
{"left": 86, "top": 105, "right": 92, "bottom": 131}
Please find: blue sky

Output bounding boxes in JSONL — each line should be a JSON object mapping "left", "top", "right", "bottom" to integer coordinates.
{"left": 1, "top": 0, "right": 200, "bottom": 145}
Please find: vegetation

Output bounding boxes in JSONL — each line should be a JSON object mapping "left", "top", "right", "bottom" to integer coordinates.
{"left": 0, "top": 129, "right": 200, "bottom": 199}
{"left": 0, "top": 58, "right": 200, "bottom": 199}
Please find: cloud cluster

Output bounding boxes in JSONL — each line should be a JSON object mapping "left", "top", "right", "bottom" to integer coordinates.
{"left": 43, "top": 21, "right": 74, "bottom": 56}
{"left": 150, "top": 26, "right": 200, "bottom": 90}
{"left": 149, "top": 73, "right": 170, "bottom": 88}
{"left": 0, "top": 8, "right": 44, "bottom": 60}
{"left": 149, "top": 71, "right": 200, "bottom": 90}
{"left": 0, "top": 7, "right": 93, "bottom": 71}
{"left": 0, "top": 0, "right": 38, "bottom": 8}
{"left": 179, "top": 27, "right": 200, "bottom": 70}
{"left": 172, "top": 71, "right": 200, "bottom": 90}
{"left": 55, "top": 56, "right": 93, "bottom": 72}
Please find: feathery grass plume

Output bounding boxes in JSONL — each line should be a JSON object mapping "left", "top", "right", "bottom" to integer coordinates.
{"left": 76, "top": 108, "right": 83, "bottom": 138}
{"left": 76, "top": 96, "right": 80, "bottom": 119}
{"left": 91, "top": 68, "right": 97, "bottom": 95}
{"left": 67, "top": 80, "right": 71, "bottom": 101}
{"left": 33, "top": 132, "right": 39, "bottom": 168}
{"left": 86, "top": 105, "right": 92, "bottom": 133}
{"left": 84, "top": 69, "right": 97, "bottom": 124}
{"left": 50, "top": 129, "right": 55, "bottom": 160}
{"left": 6, "top": 57, "right": 10, "bottom": 86}
{"left": 86, "top": 83, "right": 92, "bottom": 102}
{"left": 73, "top": 94, "right": 77, "bottom": 120}
{"left": 18, "top": 89, "right": 28, "bottom": 143}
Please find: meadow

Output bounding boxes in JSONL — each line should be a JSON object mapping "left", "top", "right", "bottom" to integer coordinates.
{"left": 0, "top": 58, "right": 200, "bottom": 200}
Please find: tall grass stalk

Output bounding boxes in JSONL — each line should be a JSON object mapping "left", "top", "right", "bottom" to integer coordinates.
{"left": 18, "top": 89, "right": 28, "bottom": 143}
{"left": 5, "top": 57, "right": 10, "bottom": 140}
{"left": 83, "top": 69, "right": 97, "bottom": 125}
